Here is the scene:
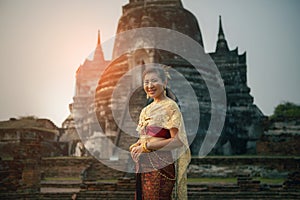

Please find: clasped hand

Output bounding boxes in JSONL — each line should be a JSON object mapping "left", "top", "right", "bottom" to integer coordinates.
{"left": 130, "top": 142, "right": 142, "bottom": 162}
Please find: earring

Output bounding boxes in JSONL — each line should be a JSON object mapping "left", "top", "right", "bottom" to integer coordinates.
{"left": 164, "top": 87, "right": 166, "bottom": 96}
{"left": 146, "top": 94, "right": 149, "bottom": 99}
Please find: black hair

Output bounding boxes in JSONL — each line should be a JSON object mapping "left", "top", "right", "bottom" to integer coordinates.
{"left": 142, "top": 67, "right": 166, "bottom": 82}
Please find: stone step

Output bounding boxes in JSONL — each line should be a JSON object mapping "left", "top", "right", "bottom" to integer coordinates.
{"left": 41, "top": 180, "right": 81, "bottom": 188}
{"left": 1, "top": 191, "right": 300, "bottom": 200}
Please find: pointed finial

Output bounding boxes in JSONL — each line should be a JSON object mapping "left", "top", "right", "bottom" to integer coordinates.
{"left": 97, "top": 30, "right": 100, "bottom": 45}
{"left": 218, "top": 15, "right": 225, "bottom": 38}
{"left": 93, "top": 29, "right": 105, "bottom": 61}
{"left": 216, "top": 15, "right": 229, "bottom": 53}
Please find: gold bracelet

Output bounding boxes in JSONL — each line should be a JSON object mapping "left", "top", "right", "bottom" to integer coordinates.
{"left": 142, "top": 142, "right": 151, "bottom": 153}
{"left": 129, "top": 143, "right": 139, "bottom": 151}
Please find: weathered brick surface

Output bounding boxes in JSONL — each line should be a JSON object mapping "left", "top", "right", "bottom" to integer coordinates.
{"left": 41, "top": 157, "right": 126, "bottom": 180}
{"left": 257, "top": 134, "right": 300, "bottom": 156}
{"left": 0, "top": 136, "right": 41, "bottom": 192}
{"left": 283, "top": 171, "right": 300, "bottom": 190}
{"left": 0, "top": 160, "right": 23, "bottom": 192}
{"left": 258, "top": 118, "right": 300, "bottom": 156}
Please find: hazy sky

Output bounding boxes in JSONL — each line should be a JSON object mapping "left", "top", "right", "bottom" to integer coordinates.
{"left": 0, "top": 0, "right": 299, "bottom": 126}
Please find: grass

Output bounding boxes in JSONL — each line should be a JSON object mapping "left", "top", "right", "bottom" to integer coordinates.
{"left": 257, "top": 177, "right": 284, "bottom": 184}
{"left": 187, "top": 177, "right": 284, "bottom": 185}
{"left": 43, "top": 177, "right": 81, "bottom": 181}
{"left": 191, "top": 155, "right": 300, "bottom": 159}
{"left": 188, "top": 177, "right": 236, "bottom": 184}
{"left": 0, "top": 157, "right": 14, "bottom": 160}
{"left": 188, "top": 178, "right": 236, "bottom": 184}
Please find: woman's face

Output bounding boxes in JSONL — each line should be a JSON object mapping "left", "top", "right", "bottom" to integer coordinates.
{"left": 143, "top": 72, "right": 166, "bottom": 101}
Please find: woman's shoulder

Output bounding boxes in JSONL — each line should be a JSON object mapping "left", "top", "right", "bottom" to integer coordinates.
{"left": 143, "top": 97, "right": 179, "bottom": 112}
{"left": 164, "top": 97, "right": 180, "bottom": 111}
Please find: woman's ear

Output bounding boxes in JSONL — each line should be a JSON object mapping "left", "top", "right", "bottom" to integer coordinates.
{"left": 164, "top": 79, "right": 168, "bottom": 88}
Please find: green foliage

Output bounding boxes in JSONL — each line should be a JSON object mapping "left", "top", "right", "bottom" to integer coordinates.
{"left": 187, "top": 177, "right": 236, "bottom": 184}
{"left": 271, "top": 101, "right": 300, "bottom": 119}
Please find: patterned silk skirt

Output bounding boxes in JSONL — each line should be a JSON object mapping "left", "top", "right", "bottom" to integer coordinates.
{"left": 135, "top": 151, "right": 175, "bottom": 200}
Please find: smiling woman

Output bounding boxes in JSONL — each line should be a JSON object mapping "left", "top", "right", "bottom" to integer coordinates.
{"left": 129, "top": 66, "right": 191, "bottom": 200}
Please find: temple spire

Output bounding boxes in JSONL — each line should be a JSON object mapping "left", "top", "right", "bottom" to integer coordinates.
{"left": 218, "top": 16, "right": 225, "bottom": 39}
{"left": 93, "top": 30, "right": 105, "bottom": 62}
{"left": 216, "top": 15, "right": 229, "bottom": 53}
{"left": 97, "top": 30, "right": 101, "bottom": 45}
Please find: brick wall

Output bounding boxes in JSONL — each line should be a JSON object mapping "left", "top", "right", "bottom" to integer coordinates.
{"left": 257, "top": 134, "right": 300, "bottom": 156}
{"left": 41, "top": 157, "right": 126, "bottom": 180}
{"left": 0, "top": 137, "right": 41, "bottom": 192}
{"left": 40, "top": 156, "right": 300, "bottom": 181}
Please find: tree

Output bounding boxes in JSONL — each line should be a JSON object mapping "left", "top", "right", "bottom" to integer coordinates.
{"left": 271, "top": 101, "right": 300, "bottom": 119}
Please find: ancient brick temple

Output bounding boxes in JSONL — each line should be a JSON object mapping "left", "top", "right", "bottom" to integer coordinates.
{"left": 0, "top": 117, "right": 62, "bottom": 192}
{"left": 208, "top": 17, "right": 264, "bottom": 155}
{"left": 68, "top": 0, "right": 264, "bottom": 158}
{"left": 61, "top": 31, "right": 110, "bottom": 157}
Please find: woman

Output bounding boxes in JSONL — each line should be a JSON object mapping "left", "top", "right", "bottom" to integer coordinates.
{"left": 130, "top": 67, "right": 191, "bottom": 200}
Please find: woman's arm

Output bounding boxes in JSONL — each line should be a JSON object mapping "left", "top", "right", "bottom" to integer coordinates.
{"left": 146, "top": 128, "right": 183, "bottom": 151}
{"left": 130, "top": 128, "right": 183, "bottom": 161}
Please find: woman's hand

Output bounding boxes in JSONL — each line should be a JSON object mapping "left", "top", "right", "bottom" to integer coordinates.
{"left": 130, "top": 144, "right": 143, "bottom": 162}
{"left": 129, "top": 140, "right": 141, "bottom": 151}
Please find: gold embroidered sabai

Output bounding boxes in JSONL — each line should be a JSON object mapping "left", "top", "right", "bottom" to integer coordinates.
{"left": 136, "top": 97, "right": 191, "bottom": 200}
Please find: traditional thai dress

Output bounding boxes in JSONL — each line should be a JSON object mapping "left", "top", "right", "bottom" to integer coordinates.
{"left": 135, "top": 97, "right": 191, "bottom": 200}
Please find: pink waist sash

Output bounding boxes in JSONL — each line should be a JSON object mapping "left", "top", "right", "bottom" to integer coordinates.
{"left": 146, "top": 126, "right": 171, "bottom": 138}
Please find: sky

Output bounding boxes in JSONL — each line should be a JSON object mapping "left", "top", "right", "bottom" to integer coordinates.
{"left": 0, "top": 0, "right": 299, "bottom": 126}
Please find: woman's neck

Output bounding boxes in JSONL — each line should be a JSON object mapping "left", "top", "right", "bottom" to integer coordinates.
{"left": 153, "top": 94, "right": 167, "bottom": 103}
